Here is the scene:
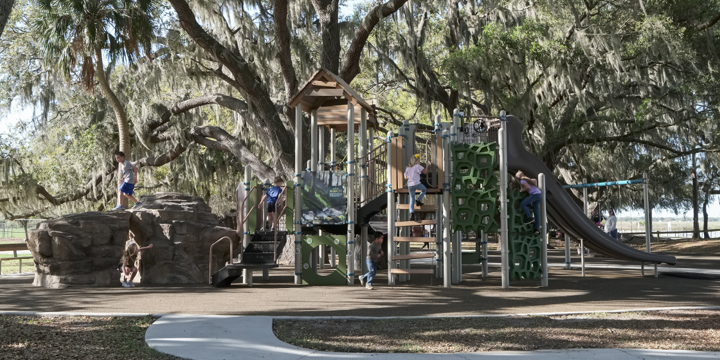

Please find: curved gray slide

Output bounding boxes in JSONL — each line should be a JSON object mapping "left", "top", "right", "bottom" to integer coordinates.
{"left": 504, "top": 116, "right": 676, "bottom": 265}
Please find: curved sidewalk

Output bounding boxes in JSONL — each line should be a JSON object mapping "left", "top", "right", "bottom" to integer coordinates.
{"left": 145, "top": 314, "right": 720, "bottom": 360}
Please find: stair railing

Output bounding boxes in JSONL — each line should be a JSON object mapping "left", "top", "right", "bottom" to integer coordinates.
{"left": 208, "top": 236, "right": 233, "bottom": 284}
{"left": 271, "top": 185, "right": 290, "bottom": 261}
{"left": 357, "top": 142, "right": 387, "bottom": 206}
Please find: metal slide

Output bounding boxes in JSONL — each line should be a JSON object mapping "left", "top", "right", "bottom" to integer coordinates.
{"left": 504, "top": 116, "right": 676, "bottom": 265}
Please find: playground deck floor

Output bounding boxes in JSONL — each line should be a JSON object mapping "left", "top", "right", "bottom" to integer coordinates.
{"left": 1, "top": 250, "right": 719, "bottom": 316}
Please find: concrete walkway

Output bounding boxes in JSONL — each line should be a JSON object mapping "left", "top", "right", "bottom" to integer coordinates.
{"left": 145, "top": 314, "right": 720, "bottom": 360}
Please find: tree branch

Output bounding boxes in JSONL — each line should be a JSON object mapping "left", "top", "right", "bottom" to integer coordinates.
{"left": 697, "top": 13, "right": 720, "bottom": 31}
{"left": 191, "top": 125, "right": 275, "bottom": 179}
{"left": 339, "top": 0, "right": 409, "bottom": 82}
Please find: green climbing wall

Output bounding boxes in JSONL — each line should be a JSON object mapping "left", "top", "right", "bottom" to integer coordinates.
{"left": 451, "top": 142, "right": 498, "bottom": 233}
{"left": 507, "top": 189, "right": 543, "bottom": 280}
{"left": 301, "top": 235, "right": 347, "bottom": 285}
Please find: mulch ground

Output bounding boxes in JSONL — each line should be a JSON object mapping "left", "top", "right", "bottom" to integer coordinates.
{"left": 0, "top": 316, "right": 180, "bottom": 359}
{"left": 273, "top": 310, "right": 720, "bottom": 353}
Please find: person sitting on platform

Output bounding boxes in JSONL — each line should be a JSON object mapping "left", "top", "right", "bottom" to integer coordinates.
{"left": 516, "top": 171, "right": 541, "bottom": 233}
{"left": 266, "top": 177, "right": 284, "bottom": 230}
{"left": 606, "top": 208, "right": 618, "bottom": 240}
{"left": 360, "top": 231, "right": 384, "bottom": 290}
{"left": 405, "top": 154, "right": 429, "bottom": 222}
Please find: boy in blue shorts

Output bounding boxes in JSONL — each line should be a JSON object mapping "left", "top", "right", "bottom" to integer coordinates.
{"left": 113, "top": 151, "right": 142, "bottom": 210}
{"left": 266, "top": 177, "right": 284, "bottom": 229}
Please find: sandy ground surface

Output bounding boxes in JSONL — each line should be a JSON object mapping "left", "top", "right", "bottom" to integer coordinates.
{"left": 1, "top": 249, "right": 719, "bottom": 317}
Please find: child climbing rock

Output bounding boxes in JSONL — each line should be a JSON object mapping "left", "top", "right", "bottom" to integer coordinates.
{"left": 121, "top": 241, "right": 153, "bottom": 288}
{"left": 516, "top": 170, "right": 541, "bottom": 233}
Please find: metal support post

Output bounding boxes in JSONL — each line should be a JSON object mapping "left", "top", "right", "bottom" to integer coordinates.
{"left": 450, "top": 123, "right": 461, "bottom": 285}
{"left": 539, "top": 173, "right": 548, "bottom": 287}
{"left": 387, "top": 131, "right": 396, "bottom": 286}
{"left": 583, "top": 177, "right": 588, "bottom": 217}
{"left": 499, "top": 124, "right": 509, "bottom": 289}
{"left": 311, "top": 111, "right": 318, "bottom": 172}
{"left": 580, "top": 239, "right": 585, "bottom": 277}
{"left": 564, "top": 234, "right": 571, "bottom": 270}
{"left": 434, "top": 119, "right": 442, "bottom": 278}
{"left": 360, "top": 108, "right": 368, "bottom": 275}
{"left": 442, "top": 129, "right": 452, "bottom": 288}
{"left": 643, "top": 172, "right": 657, "bottom": 278}
{"left": 294, "top": 105, "right": 303, "bottom": 285}
{"left": 318, "top": 125, "right": 325, "bottom": 171}
{"left": 330, "top": 128, "right": 336, "bottom": 170}
{"left": 398, "top": 125, "right": 407, "bottom": 283}
{"left": 481, "top": 230, "right": 488, "bottom": 278}
{"left": 346, "top": 101, "right": 356, "bottom": 285}
{"left": 243, "top": 167, "right": 252, "bottom": 285}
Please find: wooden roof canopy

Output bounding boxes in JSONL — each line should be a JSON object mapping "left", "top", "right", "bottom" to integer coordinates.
{"left": 288, "top": 68, "right": 379, "bottom": 132}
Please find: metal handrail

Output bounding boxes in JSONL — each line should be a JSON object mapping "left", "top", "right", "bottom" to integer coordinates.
{"left": 271, "top": 186, "right": 290, "bottom": 261}
{"left": 358, "top": 142, "right": 387, "bottom": 206}
{"left": 208, "top": 236, "right": 233, "bottom": 284}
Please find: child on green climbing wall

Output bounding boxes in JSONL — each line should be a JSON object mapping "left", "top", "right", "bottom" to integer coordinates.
{"left": 516, "top": 170, "right": 541, "bottom": 233}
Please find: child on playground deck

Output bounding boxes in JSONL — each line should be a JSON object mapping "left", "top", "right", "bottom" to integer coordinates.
{"left": 121, "top": 240, "right": 153, "bottom": 288}
{"left": 516, "top": 171, "right": 541, "bottom": 233}
{"left": 360, "top": 231, "right": 384, "bottom": 290}
{"left": 404, "top": 154, "right": 430, "bottom": 222}
{"left": 113, "top": 151, "right": 142, "bottom": 210}
{"left": 266, "top": 177, "right": 284, "bottom": 230}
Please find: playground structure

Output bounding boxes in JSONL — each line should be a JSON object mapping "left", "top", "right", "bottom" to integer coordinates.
{"left": 209, "top": 68, "right": 676, "bottom": 288}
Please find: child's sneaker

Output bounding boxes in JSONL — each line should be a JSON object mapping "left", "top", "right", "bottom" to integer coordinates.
{"left": 132, "top": 202, "right": 143, "bottom": 209}
{"left": 365, "top": 284, "right": 375, "bottom": 290}
{"left": 113, "top": 205, "right": 125, "bottom": 211}
{"left": 122, "top": 282, "right": 129, "bottom": 287}
{"left": 359, "top": 276, "right": 365, "bottom": 286}
{"left": 524, "top": 217, "right": 534, "bottom": 225}
{"left": 128, "top": 281, "right": 135, "bottom": 287}
{"left": 416, "top": 200, "right": 424, "bottom": 206}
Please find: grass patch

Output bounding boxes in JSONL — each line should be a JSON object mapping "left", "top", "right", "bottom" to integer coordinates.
{"left": 0, "top": 316, "right": 179, "bottom": 359}
{"left": 273, "top": 310, "right": 720, "bottom": 353}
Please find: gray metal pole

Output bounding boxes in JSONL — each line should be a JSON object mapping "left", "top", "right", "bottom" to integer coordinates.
{"left": 580, "top": 238, "right": 585, "bottom": 277}
{"left": 387, "top": 131, "right": 396, "bottom": 286}
{"left": 499, "top": 126, "right": 509, "bottom": 289}
{"left": 318, "top": 125, "right": 325, "bottom": 170}
{"left": 243, "top": 167, "right": 253, "bottom": 286}
{"left": 442, "top": 129, "right": 452, "bottom": 288}
{"left": 643, "top": 172, "right": 657, "bottom": 277}
{"left": 330, "top": 127, "right": 336, "bottom": 267}
{"left": 398, "top": 125, "right": 407, "bottom": 283}
{"left": 481, "top": 230, "right": 488, "bottom": 278}
{"left": 310, "top": 110, "right": 318, "bottom": 172}
{"left": 330, "top": 128, "right": 336, "bottom": 170}
{"left": 564, "top": 233, "right": 571, "bottom": 270}
{"left": 434, "top": 121, "right": 442, "bottom": 278}
{"left": 359, "top": 109, "right": 368, "bottom": 275}
{"left": 450, "top": 124, "right": 461, "bottom": 285}
{"left": 262, "top": 177, "right": 270, "bottom": 280}
{"left": 583, "top": 177, "right": 588, "bottom": 217}
{"left": 540, "top": 173, "right": 548, "bottom": 287}
{"left": 294, "top": 106, "right": 303, "bottom": 285}
{"left": 347, "top": 101, "right": 356, "bottom": 285}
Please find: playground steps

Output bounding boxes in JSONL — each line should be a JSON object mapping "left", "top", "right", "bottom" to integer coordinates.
{"left": 393, "top": 252, "right": 435, "bottom": 260}
{"left": 390, "top": 268, "right": 434, "bottom": 275}
{"left": 395, "top": 219, "right": 437, "bottom": 227}
{"left": 210, "top": 231, "right": 288, "bottom": 287}
{"left": 396, "top": 204, "right": 437, "bottom": 212}
{"left": 394, "top": 237, "right": 432, "bottom": 243}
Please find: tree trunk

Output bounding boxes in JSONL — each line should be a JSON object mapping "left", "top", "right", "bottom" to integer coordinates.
{"left": 95, "top": 46, "right": 131, "bottom": 207}
{"left": 692, "top": 153, "right": 700, "bottom": 239}
{"left": 311, "top": 0, "right": 340, "bottom": 73}
{"left": 703, "top": 190, "right": 710, "bottom": 239}
{"left": 0, "top": 0, "right": 13, "bottom": 39}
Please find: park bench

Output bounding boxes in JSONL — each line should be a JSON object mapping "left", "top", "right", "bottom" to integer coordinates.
{"left": 0, "top": 242, "right": 33, "bottom": 274}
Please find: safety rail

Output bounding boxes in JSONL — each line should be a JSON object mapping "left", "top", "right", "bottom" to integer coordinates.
{"left": 358, "top": 142, "right": 387, "bottom": 206}
{"left": 208, "top": 236, "right": 233, "bottom": 284}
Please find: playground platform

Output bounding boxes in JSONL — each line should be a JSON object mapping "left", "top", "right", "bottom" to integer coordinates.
{"left": 1, "top": 250, "right": 719, "bottom": 317}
